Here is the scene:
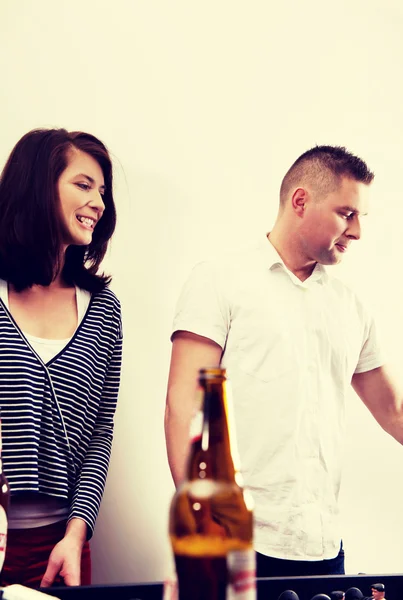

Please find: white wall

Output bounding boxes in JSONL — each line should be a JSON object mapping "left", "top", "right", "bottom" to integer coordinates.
{"left": 1, "top": 0, "right": 403, "bottom": 582}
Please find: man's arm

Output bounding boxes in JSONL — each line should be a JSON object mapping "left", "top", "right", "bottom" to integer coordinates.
{"left": 352, "top": 365, "right": 403, "bottom": 444}
{"left": 165, "top": 330, "right": 222, "bottom": 486}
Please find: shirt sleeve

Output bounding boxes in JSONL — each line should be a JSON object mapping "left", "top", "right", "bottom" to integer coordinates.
{"left": 354, "top": 313, "right": 385, "bottom": 374}
{"left": 68, "top": 311, "right": 123, "bottom": 538}
{"left": 172, "top": 261, "right": 230, "bottom": 349}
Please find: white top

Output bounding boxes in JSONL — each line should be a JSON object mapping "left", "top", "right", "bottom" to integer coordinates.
{"left": 172, "top": 235, "right": 384, "bottom": 561}
{"left": 0, "top": 278, "right": 91, "bottom": 527}
{"left": 0, "top": 279, "right": 90, "bottom": 363}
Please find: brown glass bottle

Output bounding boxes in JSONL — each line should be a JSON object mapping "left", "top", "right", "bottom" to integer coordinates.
{"left": 169, "top": 368, "right": 255, "bottom": 600}
{"left": 0, "top": 416, "right": 10, "bottom": 575}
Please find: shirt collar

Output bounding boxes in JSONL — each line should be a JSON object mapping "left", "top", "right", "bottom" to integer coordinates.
{"left": 259, "top": 234, "right": 328, "bottom": 286}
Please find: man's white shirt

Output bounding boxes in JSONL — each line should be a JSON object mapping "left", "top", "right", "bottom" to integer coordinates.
{"left": 172, "top": 235, "right": 383, "bottom": 561}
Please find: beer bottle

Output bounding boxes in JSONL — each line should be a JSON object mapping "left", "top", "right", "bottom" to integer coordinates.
{"left": 169, "top": 367, "right": 255, "bottom": 600}
{"left": 0, "top": 415, "right": 10, "bottom": 575}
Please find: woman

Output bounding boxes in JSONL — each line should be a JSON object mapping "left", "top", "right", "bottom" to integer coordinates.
{"left": 0, "top": 128, "right": 122, "bottom": 587}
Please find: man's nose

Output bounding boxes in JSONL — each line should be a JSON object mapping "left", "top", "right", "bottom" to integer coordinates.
{"left": 346, "top": 216, "right": 361, "bottom": 240}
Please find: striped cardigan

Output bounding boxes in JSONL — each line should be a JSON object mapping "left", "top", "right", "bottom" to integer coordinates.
{"left": 0, "top": 286, "right": 122, "bottom": 537}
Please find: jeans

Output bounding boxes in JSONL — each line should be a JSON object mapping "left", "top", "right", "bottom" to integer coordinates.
{"left": 256, "top": 542, "right": 345, "bottom": 577}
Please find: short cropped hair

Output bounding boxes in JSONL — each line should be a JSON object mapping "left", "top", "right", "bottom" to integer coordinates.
{"left": 344, "top": 587, "right": 364, "bottom": 600}
{"left": 279, "top": 145, "right": 374, "bottom": 206}
{"left": 330, "top": 591, "right": 345, "bottom": 600}
{"left": 371, "top": 584, "right": 385, "bottom": 592}
{"left": 0, "top": 128, "right": 116, "bottom": 292}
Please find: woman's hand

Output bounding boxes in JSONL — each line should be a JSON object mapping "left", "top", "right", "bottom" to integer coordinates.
{"left": 40, "top": 518, "right": 87, "bottom": 587}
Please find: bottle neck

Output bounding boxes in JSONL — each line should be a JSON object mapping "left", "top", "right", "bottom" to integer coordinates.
{"left": 186, "top": 379, "right": 237, "bottom": 483}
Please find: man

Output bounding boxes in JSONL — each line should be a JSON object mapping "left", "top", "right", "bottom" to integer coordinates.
{"left": 370, "top": 583, "right": 386, "bottom": 600}
{"left": 164, "top": 146, "right": 403, "bottom": 576}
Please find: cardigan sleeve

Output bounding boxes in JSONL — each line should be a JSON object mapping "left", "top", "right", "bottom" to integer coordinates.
{"left": 67, "top": 312, "right": 123, "bottom": 538}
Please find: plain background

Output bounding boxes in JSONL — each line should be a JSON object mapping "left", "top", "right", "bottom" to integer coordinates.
{"left": 1, "top": 0, "right": 403, "bottom": 583}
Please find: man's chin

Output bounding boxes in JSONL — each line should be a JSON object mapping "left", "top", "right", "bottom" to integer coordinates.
{"left": 317, "top": 251, "right": 341, "bottom": 266}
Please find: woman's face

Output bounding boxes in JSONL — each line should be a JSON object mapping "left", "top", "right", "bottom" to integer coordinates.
{"left": 58, "top": 148, "right": 105, "bottom": 247}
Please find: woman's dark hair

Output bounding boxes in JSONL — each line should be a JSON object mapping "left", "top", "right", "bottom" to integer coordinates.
{"left": 0, "top": 128, "right": 117, "bottom": 292}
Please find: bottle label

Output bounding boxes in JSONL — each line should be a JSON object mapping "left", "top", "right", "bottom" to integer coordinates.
{"left": 164, "top": 545, "right": 256, "bottom": 600}
{"left": 227, "top": 548, "right": 256, "bottom": 599}
{"left": 0, "top": 504, "right": 7, "bottom": 573}
{"left": 162, "top": 574, "right": 178, "bottom": 600}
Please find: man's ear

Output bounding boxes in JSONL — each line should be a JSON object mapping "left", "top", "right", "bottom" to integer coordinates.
{"left": 291, "top": 187, "right": 308, "bottom": 217}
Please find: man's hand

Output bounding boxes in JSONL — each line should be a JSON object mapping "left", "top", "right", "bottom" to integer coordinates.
{"left": 40, "top": 518, "right": 87, "bottom": 587}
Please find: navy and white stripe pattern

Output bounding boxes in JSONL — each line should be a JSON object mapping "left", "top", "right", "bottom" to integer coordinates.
{"left": 0, "top": 287, "right": 122, "bottom": 537}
